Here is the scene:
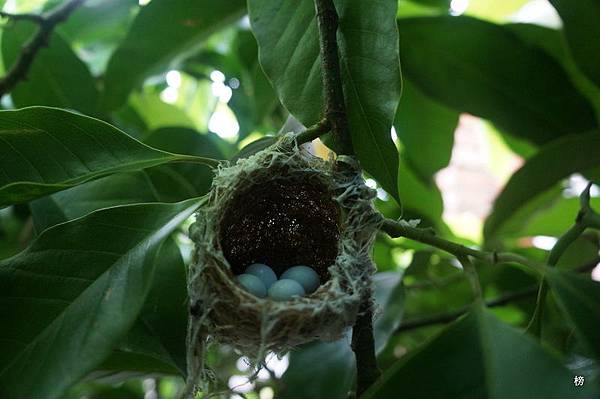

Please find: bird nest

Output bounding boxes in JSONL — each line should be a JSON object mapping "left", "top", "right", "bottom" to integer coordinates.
{"left": 185, "top": 133, "right": 381, "bottom": 393}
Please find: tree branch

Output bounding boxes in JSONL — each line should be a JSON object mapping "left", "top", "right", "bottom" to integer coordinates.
{"left": 395, "top": 255, "right": 600, "bottom": 334}
{"left": 296, "top": 119, "right": 330, "bottom": 144}
{"left": 314, "top": 0, "right": 353, "bottom": 155}
{"left": 351, "top": 290, "right": 381, "bottom": 397}
{"left": 0, "top": 0, "right": 86, "bottom": 98}
{"left": 0, "top": 11, "right": 44, "bottom": 23}
{"left": 380, "top": 219, "right": 544, "bottom": 272}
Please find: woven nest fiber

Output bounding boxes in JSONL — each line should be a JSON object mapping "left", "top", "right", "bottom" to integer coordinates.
{"left": 186, "top": 133, "right": 381, "bottom": 391}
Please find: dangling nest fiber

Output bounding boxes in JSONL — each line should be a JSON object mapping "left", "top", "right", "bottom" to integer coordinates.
{"left": 185, "top": 133, "right": 381, "bottom": 392}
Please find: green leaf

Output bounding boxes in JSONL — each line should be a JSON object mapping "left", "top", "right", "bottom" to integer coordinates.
{"left": 0, "top": 107, "right": 209, "bottom": 207}
{"left": 549, "top": 0, "right": 600, "bottom": 89}
{"left": 395, "top": 80, "right": 458, "bottom": 181}
{"left": 364, "top": 307, "right": 597, "bottom": 399}
{"left": 0, "top": 199, "right": 200, "bottom": 399}
{"left": 128, "top": 91, "right": 197, "bottom": 132}
{"left": 397, "top": 16, "right": 597, "bottom": 145}
{"left": 484, "top": 131, "right": 600, "bottom": 239}
{"left": 102, "top": 0, "right": 246, "bottom": 111}
{"left": 248, "top": 0, "right": 402, "bottom": 203}
{"left": 373, "top": 272, "right": 405, "bottom": 354}
{"left": 1, "top": 22, "right": 100, "bottom": 116}
{"left": 281, "top": 339, "right": 355, "bottom": 399}
{"left": 546, "top": 269, "right": 600, "bottom": 361}
{"left": 29, "top": 127, "right": 222, "bottom": 232}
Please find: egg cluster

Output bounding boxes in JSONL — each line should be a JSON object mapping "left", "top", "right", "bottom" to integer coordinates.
{"left": 236, "top": 263, "right": 320, "bottom": 301}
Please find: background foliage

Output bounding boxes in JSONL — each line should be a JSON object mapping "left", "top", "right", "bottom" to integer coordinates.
{"left": 0, "top": 0, "right": 599, "bottom": 398}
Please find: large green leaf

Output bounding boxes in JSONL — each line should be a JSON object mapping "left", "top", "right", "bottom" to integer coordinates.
{"left": 484, "top": 131, "right": 600, "bottom": 239}
{"left": 546, "top": 269, "right": 600, "bottom": 361}
{"left": 248, "top": 0, "right": 402, "bottom": 203}
{"left": 0, "top": 107, "right": 213, "bottom": 207}
{"left": 29, "top": 127, "right": 222, "bottom": 232}
{"left": 373, "top": 272, "right": 405, "bottom": 354}
{"left": 280, "top": 339, "right": 355, "bottom": 399}
{"left": 0, "top": 199, "right": 200, "bottom": 399}
{"left": 395, "top": 80, "right": 458, "bottom": 181}
{"left": 397, "top": 16, "right": 597, "bottom": 145}
{"left": 101, "top": 0, "right": 246, "bottom": 111}
{"left": 364, "top": 307, "right": 597, "bottom": 398}
{"left": 549, "top": 0, "right": 600, "bottom": 89}
{"left": 1, "top": 22, "right": 99, "bottom": 116}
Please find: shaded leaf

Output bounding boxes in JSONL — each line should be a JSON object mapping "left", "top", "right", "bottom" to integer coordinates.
{"left": 373, "top": 272, "right": 405, "bottom": 354}
{"left": 281, "top": 339, "right": 355, "bottom": 399}
{"left": 484, "top": 131, "right": 600, "bottom": 239}
{"left": 0, "top": 199, "right": 200, "bottom": 399}
{"left": 102, "top": 0, "right": 246, "bottom": 111}
{"left": 364, "top": 307, "right": 596, "bottom": 398}
{"left": 1, "top": 22, "right": 99, "bottom": 116}
{"left": 249, "top": 0, "right": 402, "bottom": 203}
{"left": 0, "top": 107, "right": 205, "bottom": 207}
{"left": 549, "top": 0, "right": 600, "bottom": 89}
{"left": 395, "top": 80, "right": 458, "bottom": 181}
{"left": 398, "top": 16, "right": 597, "bottom": 145}
{"left": 546, "top": 269, "right": 600, "bottom": 360}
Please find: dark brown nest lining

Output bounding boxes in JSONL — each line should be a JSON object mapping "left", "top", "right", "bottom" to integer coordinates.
{"left": 186, "top": 135, "right": 381, "bottom": 393}
{"left": 219, "top": 168, "right": 341, "bottom": 282}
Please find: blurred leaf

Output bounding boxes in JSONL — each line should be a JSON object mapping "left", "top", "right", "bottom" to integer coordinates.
{"left": 129, "top": 92, "right": 197, "bottom": 132}
{"left": 231, "top": 136, "right": 278, "bottom": 162}
{"left": 1, "top": 22, "right": 100, "bottom": 116}
{"left": 29, "top": 127, "right": 222, "bottom": 231}
{"left": 102, "top": 0, "right": 246, "bottom": 111}
{"left": 547, "top": 269, "right": 600, "bottom": 361}
{"left": 507, "top": 23, "right": 600, "bottom": 120}
{"left": 364, "top": 307, "right": 596, "bottom": 398}
{"left": 0, "top": 199, "right": 200, "bottom": 399}
{"left": 398, "top": 16, "right": 597, "bottom": 145}
{"left": 0, "top": 107, "right": 208, "bottom": 207}
{"left": 249, "top": 0, "right": 402, "bottom": 204}
{"left": 395, "top": 80, "right": 458, "bottom": 181}
{"left": 398, "top": 158, "right": 444, "bottom": 228}
{"left": 281, "top": 339, "right": 355, "bottom": 399}
{"left": 549, "top": 0, "right": 600, "bottom": 89}
{"left": 373, "top": 272, "right": 405, "bottom": 354}
{"left": 484, "top": 131, "right": 600, "bottom": 239}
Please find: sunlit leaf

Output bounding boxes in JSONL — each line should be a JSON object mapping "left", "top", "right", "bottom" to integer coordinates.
{"left": 102, "top": 0, "right": 246, "bottom": 111}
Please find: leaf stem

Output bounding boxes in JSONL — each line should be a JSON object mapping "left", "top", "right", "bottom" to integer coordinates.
{"left": 458, "top": 255, "right": 483, "bottom": 303}
{"left": 0, "top": 0, "right": 86, "bottom": 98}
{"left": 170, "top": 154, "right": 223, "bottom": 169}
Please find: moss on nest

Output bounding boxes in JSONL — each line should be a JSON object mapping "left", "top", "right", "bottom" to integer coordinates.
{"left": 185, "top": 133, "right": 381, "bottom": 394}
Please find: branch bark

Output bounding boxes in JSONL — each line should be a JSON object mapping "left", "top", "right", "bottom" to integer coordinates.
{"left": 314, "top": 0, "right": 353, "bottom": 155}
{"left": 0, "top": 0, "right": 86, "bottom": 98}
{"left": 313, "top": 0, "right": 378, "bottom": 395}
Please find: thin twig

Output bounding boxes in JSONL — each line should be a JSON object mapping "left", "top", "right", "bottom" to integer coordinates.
{"left": 0, "top": 0, "right": 86, "bottom": 98}
{"left": 528, "top": 183, "right": 598, "bottom": 337}
{"left": 380, "top": 219, "right": 544, "bottom": 272}
{"left": 0, "top": 11, "right": 44, "bottom": 23}
{"left": 395, "top": 256, "right": 600, "bottom": 334}
{"left": 296, "top": 119, "right": 330, "bottom": 144}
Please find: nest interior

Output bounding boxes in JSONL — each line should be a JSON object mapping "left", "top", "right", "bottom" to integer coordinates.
{"left": 219, "top": 168, "right": 341, "bottom": 282}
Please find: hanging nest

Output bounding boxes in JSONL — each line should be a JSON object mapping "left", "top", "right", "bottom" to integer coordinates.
{"left": 185, "top": 133, "right": 381, "bottom": 391}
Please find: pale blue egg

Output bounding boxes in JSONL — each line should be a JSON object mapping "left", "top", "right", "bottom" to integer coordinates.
{"left": 245, "top": 263, "right": 277, "bottom": 289}
{"left": 236, "top": 274, "right": 267, "bottom": 298}
{"left": 268, "top": 279, "right": 306, "bottom": 301}
{"left": 281, "top": 265, "right": 320, "bottom": 294}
